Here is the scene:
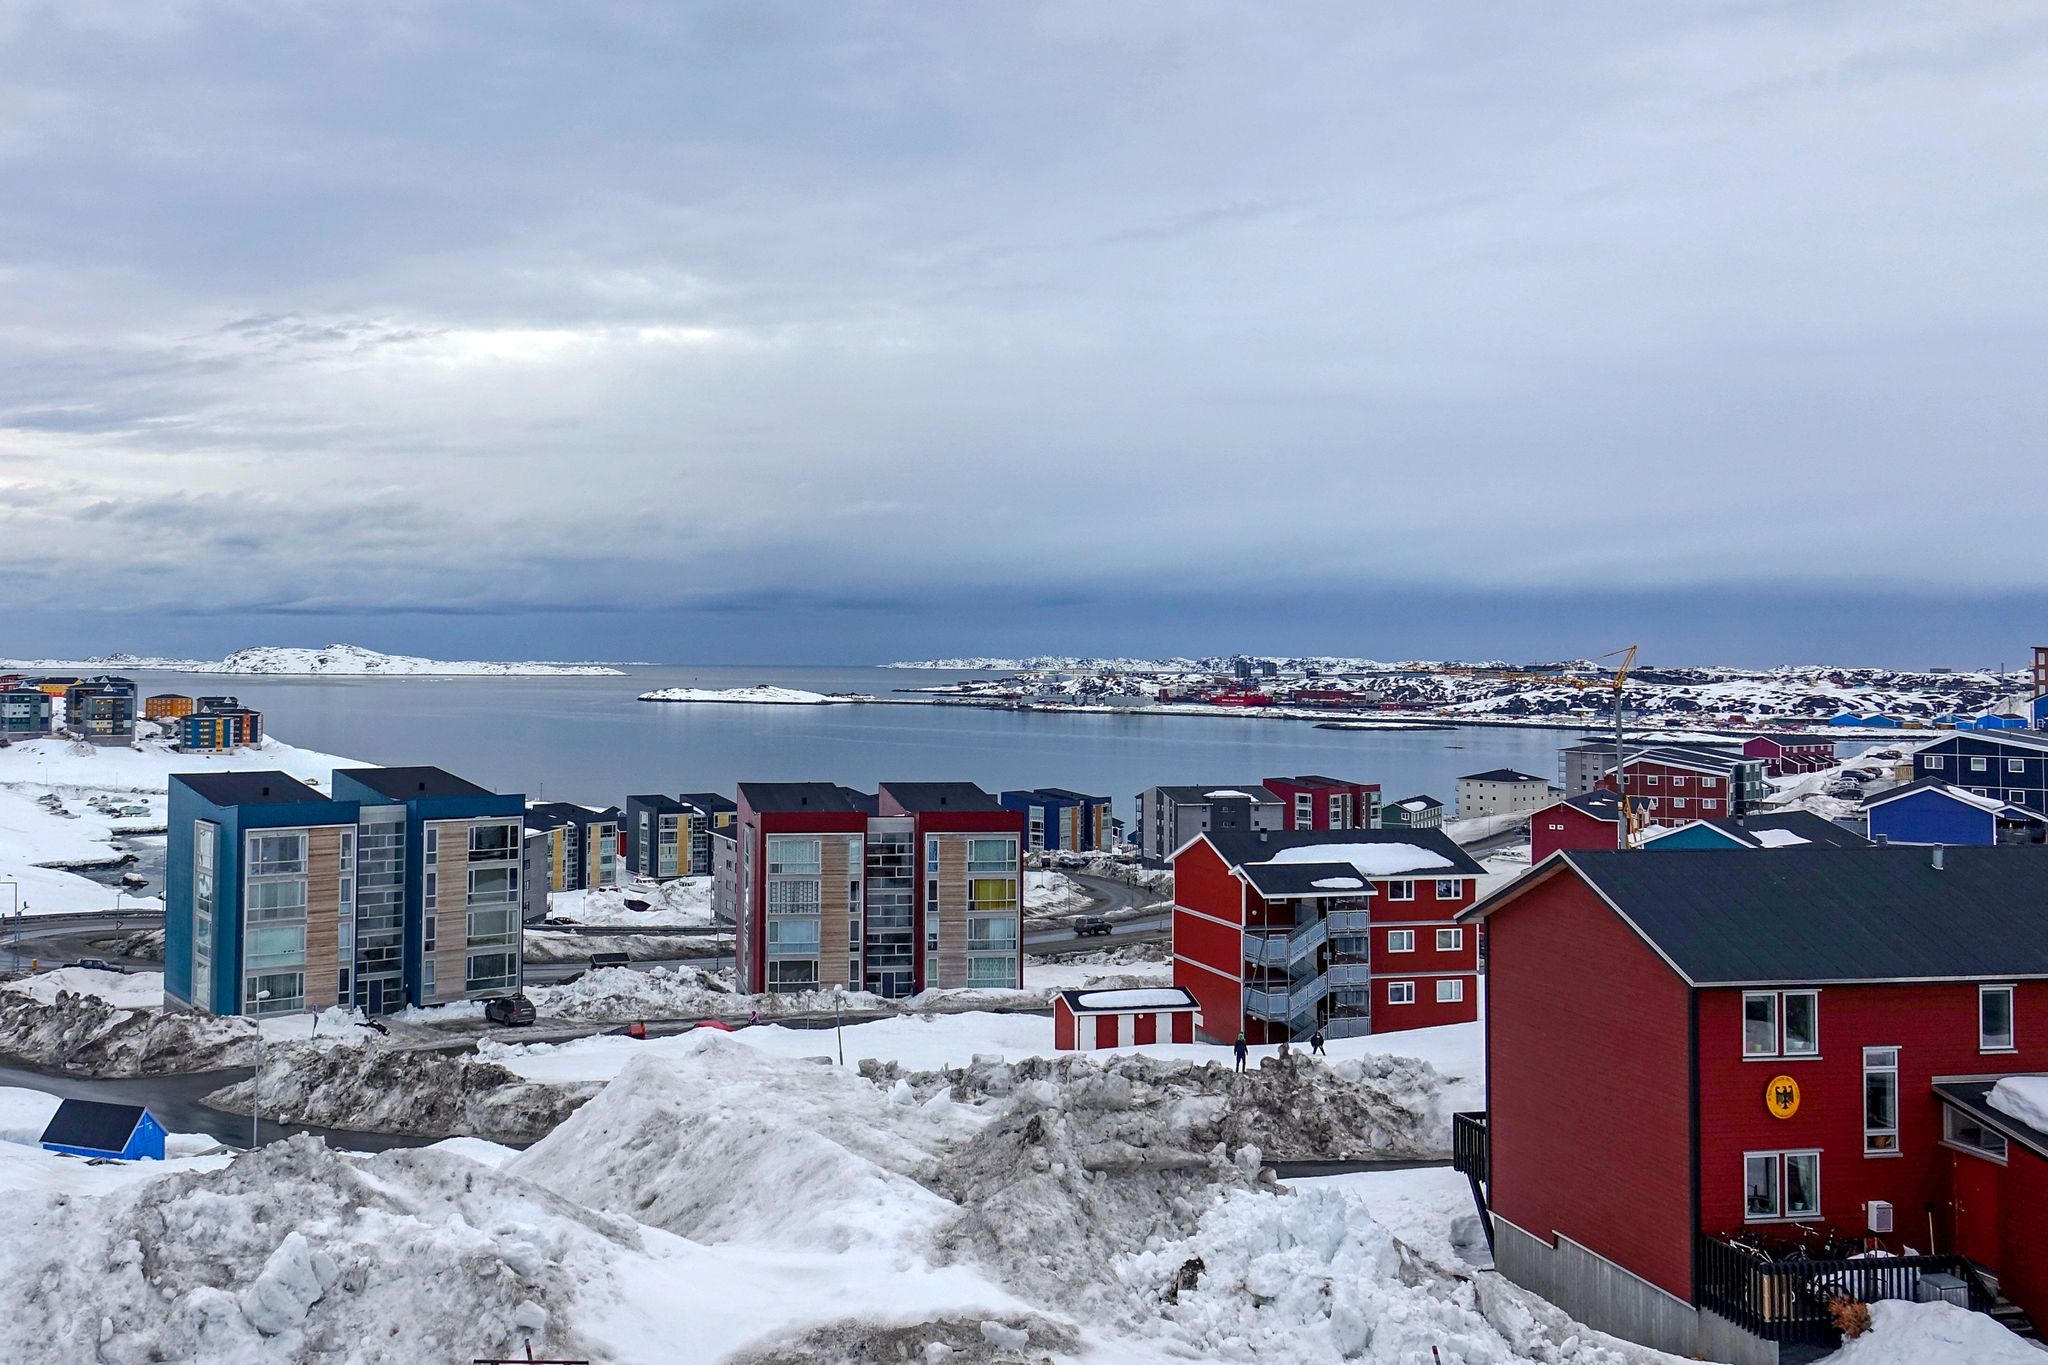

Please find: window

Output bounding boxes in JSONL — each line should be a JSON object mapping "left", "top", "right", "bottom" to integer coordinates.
{"left": 966, "top": 837, "right": 1017, "bottom": 873}
{"left": 1864, "top": 1047, "right": 1899, "bottom": 1154}
{"left": 1387, "top": 981, "right": 1416, "bottom": 1005}
{"left": 969, "top": 878, "right": 1017, "bottom": 912}
{"left": 1673, "top": 775, "right": 1688, "bottom": 788}
{"left": 1387, "top": 930, "right": 1415, "bottom": 953}
{"left": 1943, "top": 1106, "right": 2009, "bottom": 1160}
{"left": 2011, "top": 758, "right": 2026, "bottom": 773}
{"left": 2014, "top": 790, "right": 2028, "bottom": 803}
{"left": 465, "top": 950, "right": 518, "bottom": 993}
{"left": 467, "top": 865, "right": 518, "bottom": 905}
{"left": 1674, "top": 799, "right": 1690, "bottom": 811}
{"left": 1437, "top": 978, "right": 1465, "bottom": 1003}
{"left": 1435, "top": 879, "right": 1459, "bottom": 898}
{"left": 1927, "top": 755, "right": 1945, "bottom": 770}
{"left": 966, "top": 915, "right": 1017, "bottom": 953}
{"left": 245, "top": 923, "right": 306, "bottom": 970}
{"left": 467, "top": 906, "right": 518, "bottom": 945}
{"left": 424, "top": 915, "right": 436, "bottom": 952}
{"left": 767, "top": 837, "right": 821, "bottom": 875}
{"left": 1327, "top": 794, "right": 1343, "bottom": 824}
{"left": 424, "top": 871, "right": 438, "bottom": 911}
{"left": 1971, "top": 756, "right": 1989, "bottom": 772}
{"left": 767, "top": 878, "right": 821, "bottom": 915}
{"left": 1981, "top": 985, "right": 2016, "bottom": 1051}
{"left": 246, "top": 832, "right": 306, "bottom": 876}
{"left": 766, "top": 919, "right": 820, "bottom": 955}
{"left": 424, "top": 826, "right": 439, "bottom": 861}
{"left": 966, "top": 956, "right": 1012, "bottom": 987}
{"left": 1436, "top": 927, "right": 1464, "bottom": 952}
{"left": 1646, "top": 774, "right": 1659, "bottom": 787}
{"left": 1294, "top": 793, "right": 1312, "bottom": 825}
{"left": 246, "top": 878, "right": 307, "bottom": 919}
{"left": 1386, "top": 880, "right": 1414, "bottom": 901}
{"left": 1702, "top": 777, "right": 1718, "bottom": 789}
{"left": 469, "top": 822, "right": 518, "bottom": 858}
{"left": 1745, "top": 1152, "right": 1821, "bottom": 1221}
{"left": 926, "top": 878, "right": 940, "bottom": 905}
{"left": 244, "top": 970, "right": 304, "bottom": 1016}
{"left": 422, "top": 960, "right": 436, "bottom": 995}
{"left": 768, "top": 959, "right": 818, "bottom": 992}
{"left": 1744, "top": 990, "right": 1818, "bottom": 1058}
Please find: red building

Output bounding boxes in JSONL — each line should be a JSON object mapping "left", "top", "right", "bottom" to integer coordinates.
{"left": 1053, "top": 987, "right": 1198, "bottom": 1050}
{"left": 1741, "top": 734, "right": 1835, "bottom": 777}
{"left": 1528, "top": 791, "right": 1628, "bottom": 863}
{"left": 1461, "top": 846, "right": 2048, "bottom": 1359}
{"left": 1172, "top": 828, "right": 1484, "bottom": 1044}
{"left": 1262, "top": 774, "right": 1382, "bottom": 832}
{"left": 730, "top": 781, "right": 1024, "bottom": 999}
{"left": 1595, "top": 746, "right": 1766, "bottom": 828}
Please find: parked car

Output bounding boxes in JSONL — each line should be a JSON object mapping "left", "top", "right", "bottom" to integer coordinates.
{"left": 1072, "top": 914, "right": 1112, "bottom": 938}
{"left": 66, "top": 958, "right": 127, "bottom": 974}
{"left": 484, "top": 994, "right": 536, "bottom": 1027}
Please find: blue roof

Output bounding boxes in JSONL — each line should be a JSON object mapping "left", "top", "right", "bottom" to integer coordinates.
{"left": 1828, "top": 713, "right": 1861, "bottom": 725}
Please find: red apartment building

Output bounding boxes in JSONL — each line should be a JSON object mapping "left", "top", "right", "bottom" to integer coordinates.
{"left": 1741, "top": 735, "right": 1835, "bottom": 777}
{"left": 1594, "top": 746, "right": 1768, "bottom": 828}
{"left": 1262, "top": 774, "right": 1383, "bottom": 831}
{"left": 1172, "top": 827, "right": 1484, "bottom": 1044}
{"left": 1460, "top": 846, "right": 2048, "bottom": 1360}
{"left": 729, "top": 782, "right": 1024, "bottom": 999}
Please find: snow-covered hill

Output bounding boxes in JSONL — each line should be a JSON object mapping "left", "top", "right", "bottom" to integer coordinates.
{"left": 188, "top": 644, "right": 624, "bottom": 676}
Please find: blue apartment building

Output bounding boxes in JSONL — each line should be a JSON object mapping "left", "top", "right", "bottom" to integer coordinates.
{"left": 166, "top": 765, "right": 525, "bottom": 1018}
{"left": 1910, "top": 731, "right": 2048, "bottom": 817}
{"left": 0, "top": 688, "right": 53, "bottom": 737}
{"left": 999, "top": 788, "right": 1114, "bottom": 852}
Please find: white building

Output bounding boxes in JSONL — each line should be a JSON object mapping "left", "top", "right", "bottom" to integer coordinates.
{"left": 1456, "top": 768, "right": 1555, "bottom": 819}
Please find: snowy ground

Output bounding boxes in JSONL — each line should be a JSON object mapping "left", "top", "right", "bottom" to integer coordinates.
{"left": 637, "top": 684, "right": 843, "bottom": 704}
{"left": 1024, "top": 867, "right": 1093, "bottom": 918}
{"left": 546, "top": 877, "right": 715, "bottom": 927}
{"left": 0, "top": 724, "right": 365, "bottom": 914}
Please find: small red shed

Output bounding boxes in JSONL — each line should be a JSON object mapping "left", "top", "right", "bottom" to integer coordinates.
{"left": 1053, "top": 987, "right": 1199, "bottom": 1051}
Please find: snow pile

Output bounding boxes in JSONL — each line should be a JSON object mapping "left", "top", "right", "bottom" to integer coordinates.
{"left": 1023, "top": 868, "right": 1092, "bottom": 917}
{"left": 1312, "top": 876, "right": 1365, "bottom": 889}
{"left": 1988, "top": 1075, "right": 2048, "bottom": 1134}
{"left": 188, "top": 643, "right": 623, "bottom": 675}
{"left": 1258, "top": 842, "right": 1454, "bottom": 877}
{"left": 1073, "top": 988, "right": 1192, "bottom": 1010}
{"left": 548, "top": 877, "right": 713, "bottom": 927}
{"left": 638, "top": 685, "right": 837, "bottom": 704}
{"left": 1, "top": 966, "right": 163, "bottom": 1009}
{"left": 526, "top": 965, "right": 884, "bottom": 1022}
{"left": 1820, "top": 1299, "right": 2043, "bottom": 1364}
{"left": 205, "top": 1044, "right": 594, "bottom": 1143}
{"left": 523, "top": 929, "right": 720, "bottom": 964}
{"left": 512, "top": 1043, "right": 976, "bottom": 1252}
{"left": 0, "top": 987, "right": 262, "bottom": 1074}
{"left": 1028, "top": 940, "right": 1169, "bottom": 969}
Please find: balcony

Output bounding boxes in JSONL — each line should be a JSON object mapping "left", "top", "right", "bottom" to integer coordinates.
{"left": 1694, "top": 1234, "right": 1993, "bottom": 1345}
{"left": 1245, "top": 917, "right": 1327, "bottom": 968}
{"left": 1325, "top": 962, "right": 1372, "bottom": 987}
{"left": 1245, "top": 973, "right": 1328, "bottom": 1022}
{"left": 1324, "top": 909, "right": 1372, "bottom": 935}
{"left": 1451, "top": 1111, "right": 1488, "bottom": 1183}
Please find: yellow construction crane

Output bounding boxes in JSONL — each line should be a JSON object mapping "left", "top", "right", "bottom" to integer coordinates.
{"left": 1592, "top": 646, "right": 1640, "bottom": 848}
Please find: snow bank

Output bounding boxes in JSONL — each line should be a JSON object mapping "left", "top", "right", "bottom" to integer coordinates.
{"left": 548, "top": 877, "right": 714, "bottom": 927}
{"left": 205, "top": 1043, "right": 593, "bottom": 1142}
{"left": 189, "top": 643, "right": 623, "bottom": 675}
{"left": 1023, "top": 868, "right": 1092, "bottom": 917}
{"left": 1820, "top": 1299, "right": 2042, "bottom": 1364}
{"left": 1988, "top": 1075, "right": 2048, "bottom": 1134}
{"left": 1257, "top": 842, "right": 1454, "bottom": 877}
{"left": 1, "top": 966, "right": 163, "bottom": 1009}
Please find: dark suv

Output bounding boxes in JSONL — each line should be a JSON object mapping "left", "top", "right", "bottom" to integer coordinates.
{"left": 485, "top": 994, "right": 536, "bottom": 1027}
{"left": 1072, "top": 915, "right": 1112, "bottom": 938}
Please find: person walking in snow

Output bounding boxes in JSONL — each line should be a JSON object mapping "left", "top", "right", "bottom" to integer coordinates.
{"left": 1310, "top": 1029, "right": 1326, "bottom": 1057}
{"left": 748, "top": 1009, "right": 760, "bottom": 1027}
{"left": 1232, "top": 1032, "right": 1248, "bottom": 1073}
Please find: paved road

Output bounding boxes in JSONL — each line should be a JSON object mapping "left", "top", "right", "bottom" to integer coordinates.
{"left": 1025, "top": 872, "right": 1170, "bottom": 953}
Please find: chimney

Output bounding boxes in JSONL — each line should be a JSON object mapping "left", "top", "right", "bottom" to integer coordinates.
{"left": 260, "top": 785, "right": 270, "bottom": 797}
{"left": 1932, "top": 846, "right": 1945, "bottom": 871}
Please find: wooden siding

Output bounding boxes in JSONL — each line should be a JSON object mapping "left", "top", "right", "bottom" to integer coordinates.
{"left": 433, "top": 820, "right": 471, "bottom": 1004}
{"left": 819, "top": 837, "right": 853, "bottom": 989}
{"left": 304, "top": 827, "right": 343, "bottom": 1011}
{"left": 937, "top": 837, "right": 967, "bottom": 986}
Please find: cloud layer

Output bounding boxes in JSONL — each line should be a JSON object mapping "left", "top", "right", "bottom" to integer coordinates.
{"left": 2, "top": 2, "right": 2045, "bottom": 651}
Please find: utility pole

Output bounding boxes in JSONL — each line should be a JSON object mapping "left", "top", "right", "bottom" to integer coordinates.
{"left": 251, "top": 988, "right": 271, "bottom": 1147}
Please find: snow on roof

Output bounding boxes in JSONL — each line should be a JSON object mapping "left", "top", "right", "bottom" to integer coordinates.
{"left": 1204, "top": 789, "right": 1254, "bottom": 799}
{"left": 1258, "top": 842, "right": 1454, "bottom": 877}
{"left": 1072, "top": 988, "right": 1197, "bottom": 1012}
{"left": 1749, "top": 828, "right": 1809, "bottom": 848}
{"left": 1989, "top": 1076, "right": 2048, "bottom": 1135}
{"left": 1311, "top": 876, "right": 1366, "bottom": 889}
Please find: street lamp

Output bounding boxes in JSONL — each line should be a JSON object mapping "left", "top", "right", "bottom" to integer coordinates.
{"left": 251, "top": 989, "right": 270, "bottom": 1148}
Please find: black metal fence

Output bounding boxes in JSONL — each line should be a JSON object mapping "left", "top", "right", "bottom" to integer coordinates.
{"left": 1452, "top": 1110, "right": 1488, "bottom": 1183}
{"left": 1695, "top": 1234, "right": 1992, "bottom": 1343}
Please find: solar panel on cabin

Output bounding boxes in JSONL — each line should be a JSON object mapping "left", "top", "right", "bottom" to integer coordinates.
{"left": 39, "top": 1099, "right": 145, "bottom": 1152}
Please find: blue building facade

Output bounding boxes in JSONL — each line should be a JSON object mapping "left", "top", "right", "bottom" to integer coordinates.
{"left": 1911, "top": 732, "right": 2048, "bottom": 816}
{"left": 0, "top": 688, "right": 52, "bottom": 736}
{"left": 331, "top": 767, "right": 525, "bottom": 1014}
{"left": 168, "top": 765, "right": 524, "bottom": 1018}
{"left": 999, "top": 788, "right": 1114, "bottom": 852}
{"left": 1866, "top": 778, "right": 2047, "bottom": 847}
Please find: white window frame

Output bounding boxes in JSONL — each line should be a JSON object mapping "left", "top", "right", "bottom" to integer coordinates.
{"left": 1927, "top": 755, "right": 1945, "bottom": 769}
{"left": 1436, "top": 927, "right": 1463, "bottom": 952}
{"left": 1434, "top": 878, "right": 1459, "bottom": 898}
{"left": 2010, "top": 758, "right": 2026, "bottom": 773}
{"left": 1387, "top": 980, "right": 1416, "bottom": 1005}
{"left": 1293, "top": 793, "right": 1313, "bottom": 825}
{"left": 1702, "top": 777, "right": 1718, "bottom": 789}
{"left": 1436, "top": 978, "right": 1464, "bottom": 1003}
{"left": 1863, "top": 1046, "right": 1899, "bottom": 1155}
{"left": 1386, "top": 929, "right": 1415, "bottom": 953}
{"left": 1744, "top": 1150, "right": 1822, "bottom": 1222}
{"left": 1744, "top": 988, "right": 1819, "bottom": 1059}
{"left": 1981, "top": 984, "right": 2016, "bottom": 1052}
{"left": 1971, "top": 756, "right": 1989, "bottom": 772}
{"left": 1942, "top": 1105, "right": 2009, "bottom": 1162}
{"left": 1385, "top": 879, "right": 1414, "bottom": 901}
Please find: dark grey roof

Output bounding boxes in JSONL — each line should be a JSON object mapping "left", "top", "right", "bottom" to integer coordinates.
{"left": 676, "top": 791, "right": 737, "bottom": 814}
{"left": 1932, "top": 1080, "right": 2048, "bottom": 1161}
{"left": 1391, "top": 794, "right": 1444, "bottom": 810}
{"left": 527, "top": 800, "right": 616, "bottom": 827}
{"left": 1032, "top": 787, "right": 1108, "bottom": 802}
{"left": 1056, "top": 986, "right": 1197, "bottom": 1014}
{"left": 1562, "top": 738, "right": 1742, "bottom": 758}
{"left": 346, "top": 766, "right": 493, "bottom": 799}
{"left": 1480, "top": 847, "right": 2048, "bottom": 985}
{"left": 880, "top": 781, "right": 1003, "bottom": 812}
{"left": 1563, "top": 791, "right": 1625, "bottom": 819}
{"left": 1461, "top": 768, "right": 1549, "bottom": 784}
{"left": 1918, "top": 729, "right": 2048, "bottom": 754}
{"left": 173, "top": 771, "right": 328, "bottom": 806}
{"left": 1712, "top": 811, "right": 1873, "bottom": 849}
{"left": 738, "top": 782, "right": 869, "bottom": 813}
{"left": 1203, "top": 826, "right": 1486, "bottom": 877}
{"left": 1239, "top": 861, "right": 1377, "bottom": 897}
{"left": 40, "top": 1099, "right": 146, "bottom": 1152}
{"left": 1154, "top": 784, "right": 1278, "bottom": 803}
{"left": 1268, "top": 774, "right": 1367, "bottom": 789}
{"left": 625, "top": 793, "right": 689, "bottom": 813}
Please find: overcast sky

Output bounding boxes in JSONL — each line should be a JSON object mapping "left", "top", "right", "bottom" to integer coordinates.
{"left": 3, "top": 2, "right": 2044, "bottom": 666}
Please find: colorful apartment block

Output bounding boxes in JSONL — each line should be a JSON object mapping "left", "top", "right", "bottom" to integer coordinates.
{"left": 0, "top": 688, "right": 53, "bottom": 737}
{"left": 145, "top": 694, "right": 196, "bottom": 720}
{"left": 999, "top": 788, "right": 1114, "bottom": 852}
